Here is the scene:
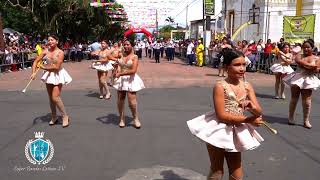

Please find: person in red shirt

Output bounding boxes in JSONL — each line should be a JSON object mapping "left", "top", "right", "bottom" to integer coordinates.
{"left": 264, "top": 39, "right": 272, "bottom": 53}
{"left": 263, "top": 39, "right": 273, "bottom": 71}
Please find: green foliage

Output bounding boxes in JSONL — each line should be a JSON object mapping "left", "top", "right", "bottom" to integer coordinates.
{"left": 1, "top": 0, "right": 128, "bottom": 41}
{"left": 0, "top": 2, "right": 36, "bottom": 34}
{"left": 159, "top": 25, "right": 175, "bottom": 39}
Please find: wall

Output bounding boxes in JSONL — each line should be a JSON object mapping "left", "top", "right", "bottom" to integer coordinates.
{"left": 223, "top": 0, "right": 319, "bottom": 46}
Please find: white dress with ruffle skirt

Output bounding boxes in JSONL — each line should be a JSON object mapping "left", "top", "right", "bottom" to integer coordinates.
{"left": 270, "top": 54, "right": 294, "bottom": 74}
{"left": 41, "top": 51, "right": 72, "bottom": 85}
{"left": 283, "top": 60, "right": 320, "bottom": 90}
{"left": 91, "top": 52, "right": 115, "bottom": 72}
{"left": 187, "top": 80, "right": 264, "bottom": 152}
{"left": 112, "top": 56, "right": 145, "bottom": 92}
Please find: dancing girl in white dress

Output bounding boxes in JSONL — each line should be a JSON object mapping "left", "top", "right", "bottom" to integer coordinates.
{"left": 113, "top": 40, "right": 145, "bottom": 128}
{"left": 187, "top": 48, "right": 264, "bottom": 180}
{"left": 30, "top": 35, "right": 72, "bottom": 128}
{"left": 270, "top": 42, "right": 294, "bottom": 99}
{"left": 106, "top": 42, "right": 121, "bottom": 86}
{"left": 283, "top": 39, "right": 320, "bottom": 128}
{"left": 91, "top": 40, "right": 114, "bottom": 99}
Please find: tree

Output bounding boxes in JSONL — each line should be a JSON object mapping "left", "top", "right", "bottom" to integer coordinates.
{"left": 2, "top": 0, "right": 128, "bottom": 41}
{"left": 0, "top": 14, "right": 4, "bottom": 51}
{"left": 159, "top": 25, "right": 175, "bottom": 39}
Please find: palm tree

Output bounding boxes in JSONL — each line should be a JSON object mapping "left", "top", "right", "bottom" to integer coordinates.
{"left": 165, "top": 16, "right": 175, "bottom": 24}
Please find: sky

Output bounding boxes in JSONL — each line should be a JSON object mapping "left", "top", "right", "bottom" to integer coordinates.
{"left": 116, "top": 0, "right": 222, "bottom": 28}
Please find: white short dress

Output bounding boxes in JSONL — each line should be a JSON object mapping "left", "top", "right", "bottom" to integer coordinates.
{"left": 91, "top": 61, "right": 115, "bottom": 72}
{"left": 91, "top": 51, "right": 115, "bottom": 72}
{"left": 283, "top": 64, "right": 320, "bottom": 90}
{"left": 270, "top": 54, "right": 294, "bottom": 74}
{"left": 113, "top": 55, "right": 145, "bottom": 92}
{"left": 41, "top": 51, "right": 72, "bottom": 85}
{"left": 187, "top": 80, "right": 264, "bottom": 152}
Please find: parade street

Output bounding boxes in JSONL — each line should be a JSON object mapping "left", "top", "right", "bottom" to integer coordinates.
{"left": 0, "top": 58, "right": 319, "bottom": 180}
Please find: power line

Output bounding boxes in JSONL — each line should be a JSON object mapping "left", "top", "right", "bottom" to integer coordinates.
{"left": 172, "top": 0, "right": 201, "bottom": 19}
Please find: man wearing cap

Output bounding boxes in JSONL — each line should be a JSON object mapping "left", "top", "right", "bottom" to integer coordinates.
{"left": 196, "top": 39, "right": 204, "bottom": 67}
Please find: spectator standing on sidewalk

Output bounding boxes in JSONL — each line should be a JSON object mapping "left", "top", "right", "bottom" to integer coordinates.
{"left": 187, "top": 39, "right": 195, "bottom": 65}
{"left": 196, "top": 39, "right": 204, "bottom": 67}
{"left": 36, "top": 41, "right": 42, "bottom": 56}
{"left": 264, "top": 39, "right": 273, "bottom": 70}
{"left": 217, "top": 38, "right": 232, "bottom": 76}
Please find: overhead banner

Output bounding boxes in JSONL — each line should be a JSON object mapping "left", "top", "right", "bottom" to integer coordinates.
{"left": 205, "top": 0, "right": 215, "bottom": 15}
{"left": 283, "top": 14, "right": 315, "bottom": 43}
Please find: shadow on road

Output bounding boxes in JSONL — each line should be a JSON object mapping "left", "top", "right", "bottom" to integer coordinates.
{"left": 85, "top": 91, "right": 100, "bottom": 98}
{"left": 263, "top": 115, "right": 289, "bottom": 125}
{"left": 0, "top": 113, "right": 54, "bottom": 153}
{"left": 255, "top": 93, "right": 274, "bottom": 99}
{"left": 33, "top": 113, "right": 59, "bottom": 125}
{"left": 152, "top": 170, "right": 189, "bottom": 180}
{"left": 96, "top": 114, "right": 134, "bottom": 127}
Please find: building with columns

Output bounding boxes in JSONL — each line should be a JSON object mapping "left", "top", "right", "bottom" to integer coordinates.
{"left": 222, "top": 0, "right": 320, "bottom": 45}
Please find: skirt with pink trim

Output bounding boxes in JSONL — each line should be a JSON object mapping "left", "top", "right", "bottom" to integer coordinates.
{"left": 270, "top": 63, "right": 294, "bottom": 74}
{"left": 283, "top": 72, "right": 320, "bottom": 90}
{"left": 91, "top": 61, "right": 115, "bottom": 72}
{"left": 41, "top": 68, "right": 72, "bottom": 85}
{"left": 187, "top": 111, "right": 264, "bottom": 152}
{"left": 112, "top": 74, "right": 145, "bottom": 92}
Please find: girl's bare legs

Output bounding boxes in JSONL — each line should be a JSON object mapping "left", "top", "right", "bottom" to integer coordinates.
{"left": 46, "top": 84, "right": 57, "bottom": 125}
{"left": 274, "top": 73, "right": 281, "bottom": 98}
{"left": 128, "top": 92, "right": 141, "bottom": 128}
{"left": 226, "top": 152, "right": 243, "bottom": 180}
{"left": 301, "top": 89, "right": 313, "bottom": 129}
{"left": 218, "top": 65, "right": 223, "bottom": 77}
{"left": 288, "top": 85, "right": 300, "bottom": 125}
{"left": 117, "top": 91, "right": 126, "bottom": 127}
{"left": 108, "top": 69, "right": 115, "bottom": 86}
{"left": 206, "top": 144, "right": 224, "bottom": 180}
{"left": 102, "top": 72, "right": 111, "bottom": 99}
{"left": 218, "top": 66, "right": 226, "bottom": 77}
{"left": 280, "top": 75, "right": 286, "bottom": 99}
{"left": 97, "top": 71, "right": 104, "bottom": 98}
{"left": 51, "top": 84, "right": 69, "bottom": 127}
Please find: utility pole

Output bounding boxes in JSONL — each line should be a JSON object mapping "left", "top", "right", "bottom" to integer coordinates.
{"left": 265, "top": 0, "right": 269, "bottom": 42}
{"left": 0, "top": 12, "right": 4, "bottom": 51}
{"left": 296, "top": 0, "right": 302, "bottom": 16}
{"left": 224, "top": 0, "right": 227, "bottom": 33}
{"left": 203, "top": 0, "right": 206, "bottom": 44}
{"left": 240, "top": 0, "right": 243, "bottom": 40}
{"left": 186, "top": 4, "right": 188, "bottom": 30}
{"left": 156, "top": 9, "right": 159, "bottom": 39}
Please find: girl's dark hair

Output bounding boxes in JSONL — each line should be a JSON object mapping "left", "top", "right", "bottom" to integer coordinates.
{"left": 101, "top": 40, "right": 108, "bottom": 44}
{"left": 48, "top": 34, "right": 59, "bottom": 41}
{"left": 303, "top": 39, "right": 314, "bottom": 48}
{"left": 281, "top": 42, "right": 290, "bottom": 51}
{"left": 221, "top": 48, "right": 244, "bottom": 66}
{"left": 125, "top": 40, "right": 134, "bottom": 46}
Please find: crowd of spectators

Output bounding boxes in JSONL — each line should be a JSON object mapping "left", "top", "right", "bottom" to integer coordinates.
{"left": 0, "top": 32, "right": 96, "bottom": 73}
{"left": 174, "top": 36, "right": 319, "bottom": 74}
{"left": 0, "top": 32, "right": 39, "bottom": 72}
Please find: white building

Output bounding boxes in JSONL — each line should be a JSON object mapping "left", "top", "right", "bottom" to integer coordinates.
{"left": 222, "top": 0, "right": 320, "bottom": 45}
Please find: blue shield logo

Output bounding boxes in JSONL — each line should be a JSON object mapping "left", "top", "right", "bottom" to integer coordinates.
{"left": 29, "top": 139, "right": 49, "bottom": 163}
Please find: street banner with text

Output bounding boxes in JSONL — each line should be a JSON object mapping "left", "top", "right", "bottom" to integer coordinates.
{"left": 283, "top": 14, "right": 315, "bottom": 44}
{"left": 205, "top": 0, "right": 215, "bottom": 15}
